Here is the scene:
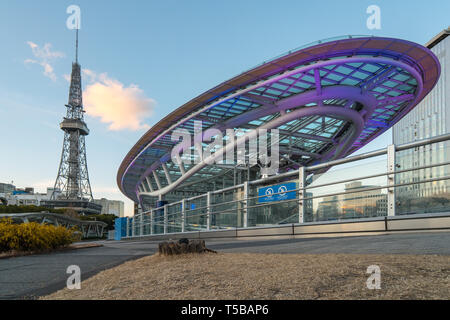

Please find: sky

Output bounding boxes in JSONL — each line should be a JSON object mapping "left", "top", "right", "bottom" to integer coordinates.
{"left": 0, "top": 0, "right": 448, "bottom": 216}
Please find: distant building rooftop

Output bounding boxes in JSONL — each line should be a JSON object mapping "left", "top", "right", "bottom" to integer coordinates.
{"left": 426, "top": 27, "right": 450, "bottom": 49}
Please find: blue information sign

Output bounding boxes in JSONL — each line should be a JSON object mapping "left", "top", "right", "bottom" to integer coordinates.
{"left": 258, "top": 182, "right": 297, "bottom": 203}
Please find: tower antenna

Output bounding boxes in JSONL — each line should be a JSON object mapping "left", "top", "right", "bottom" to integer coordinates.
{"left": 75, "top": 25, "right": 79, "bottom": 63}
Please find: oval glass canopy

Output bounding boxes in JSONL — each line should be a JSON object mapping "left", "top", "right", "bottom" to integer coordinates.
{"left": 118, "top": 36, "right": 440, "bottom": 204}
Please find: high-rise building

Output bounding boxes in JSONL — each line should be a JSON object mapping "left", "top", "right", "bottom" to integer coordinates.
{"left": 93, "top": 198, "right": 125, "bottom": 217}
{"left": 0, "top": 183, "right": 15, "bottom": 194}
{"left": 393, "top": 27, "right": 450, "bottom": 214}
{"left": 315, "top": 181, "right": 387, "bottom": 220}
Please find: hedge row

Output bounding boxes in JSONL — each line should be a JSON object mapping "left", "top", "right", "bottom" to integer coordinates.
{"left": 0, "top": 218, "right": 79, "bottom": 252}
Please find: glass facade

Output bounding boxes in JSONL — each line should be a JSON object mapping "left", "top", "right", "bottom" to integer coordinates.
{"left": 393, "top": 29, "right": 450, "bottom": 214}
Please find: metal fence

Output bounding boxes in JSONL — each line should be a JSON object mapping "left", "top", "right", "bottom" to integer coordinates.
{"left": 124, "top": 133, "right": 450, "bottom": 238}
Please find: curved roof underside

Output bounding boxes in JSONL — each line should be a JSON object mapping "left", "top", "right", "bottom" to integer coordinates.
{"left": 117, "top": 35, "right": 440, "bottom": 203}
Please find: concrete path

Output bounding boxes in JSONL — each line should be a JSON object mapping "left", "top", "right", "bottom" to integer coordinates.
{"left": 207, "top": 231, "right": 450, "bottom": 255}
{"left": 0, "top": 242, "right": 153, "bottom": 299}
{"left": 0, "top": 231, "right": 448, "bottom": 299}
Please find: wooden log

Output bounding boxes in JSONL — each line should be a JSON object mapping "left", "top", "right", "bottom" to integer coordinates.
{"left": 158, "top": 241, "right": 168, "bottom": 255}
{"left": 179, "top": 242, "right": 188, "bottom": 254}
{"left": 179, "top": 238, "right": 189, "bottom": 245}
{"left": 158, "top": 239, "right": 217, "bottom": 255}
{"left": 167, "top": 242, "right": 175, "bottom": 255}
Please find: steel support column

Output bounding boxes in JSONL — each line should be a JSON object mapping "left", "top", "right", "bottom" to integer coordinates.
{"left": 164, "top": 204, "right": 168, "bottom": 234}
{"left": 387, "top": 144, "right": 396, "bottom": 216}
{"left": 150, "top": 209, "right": 154, "bottom": 235}
{"left": 298, "top": 166, "right": 306, "bottom": 223}
{"left": 206, "top": 192, "right": 211, "bottom": 230}
{"left": 162, "top": 163, "right": 173, "bottom": 184}
{"left": 153, "top": 171, "right": 162, "bottom": 190}
{"left": 146, "top": 176, "right": 154, "bottom": 192}
{"left": 243, "top": 181, "right": 249, "bottom": 228}
{"left": 181, "top": 199, "right": 186, "bottom": 232}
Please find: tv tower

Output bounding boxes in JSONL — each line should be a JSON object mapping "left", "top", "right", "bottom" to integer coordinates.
{"left": 44, "top": 29, "right": 101, "bottom": 214}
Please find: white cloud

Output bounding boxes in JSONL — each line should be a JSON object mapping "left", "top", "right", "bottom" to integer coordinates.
{"left": 24, "top": 41, "right": 64, "bottom": 81}
{"left": 82, "top": 68, "right": 97, "bottom": 83}
{"left": 82, "top": 69, "right": 154, "bottom": 131}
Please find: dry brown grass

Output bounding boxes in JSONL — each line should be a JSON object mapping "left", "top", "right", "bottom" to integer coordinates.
{"left": 42, "top": 253, "right": 450, "bottom": 300}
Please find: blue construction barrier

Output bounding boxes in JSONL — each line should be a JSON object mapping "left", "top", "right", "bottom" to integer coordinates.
{"left": 114, "top": 217, "right": 128, "bottom": 240}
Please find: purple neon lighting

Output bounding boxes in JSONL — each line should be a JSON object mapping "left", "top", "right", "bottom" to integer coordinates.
{"left": 134, "top": 59, "right": 422, "bottom": 197}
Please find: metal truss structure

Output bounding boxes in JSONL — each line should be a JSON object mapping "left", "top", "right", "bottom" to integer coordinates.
{"left": 0, "top": 212, "right": 107, "bottom": 238}
{"left": 51, "top": 30, "right": 94, "bottom": 204}
{"left": 117, "top": 36, "right": 440, "bottom": 208}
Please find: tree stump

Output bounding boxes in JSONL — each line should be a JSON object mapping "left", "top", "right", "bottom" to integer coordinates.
{"left": 158, "top": 239, "right": 217, "bottom": 255}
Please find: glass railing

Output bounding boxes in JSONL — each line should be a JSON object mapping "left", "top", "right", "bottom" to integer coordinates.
{"left": 239, "top": 35, "right": 373, "bottom": 76}
{"left": 126, "top": 133, "right": 450, "bottom": 238}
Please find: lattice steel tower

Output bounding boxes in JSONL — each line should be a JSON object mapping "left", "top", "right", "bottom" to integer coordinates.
{"left": 51, "top": 29, "right": 93, "bottom": 202}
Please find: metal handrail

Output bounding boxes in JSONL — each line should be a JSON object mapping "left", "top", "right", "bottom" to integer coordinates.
{"left": 130, "top": 134, "right": 450, "bottom": 236}
{"left": 140, "top": 159, "right": 450, "bottom": 222}
{"left": 144, "top": 133, "right": 450, "bottom": 213}
{"left": 139, "top": 174, "right": 450, "bottom": 225}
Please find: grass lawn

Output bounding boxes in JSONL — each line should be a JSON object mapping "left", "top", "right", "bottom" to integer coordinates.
{"left": 42, "top": 252, "right": 450, "bottom": 300}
